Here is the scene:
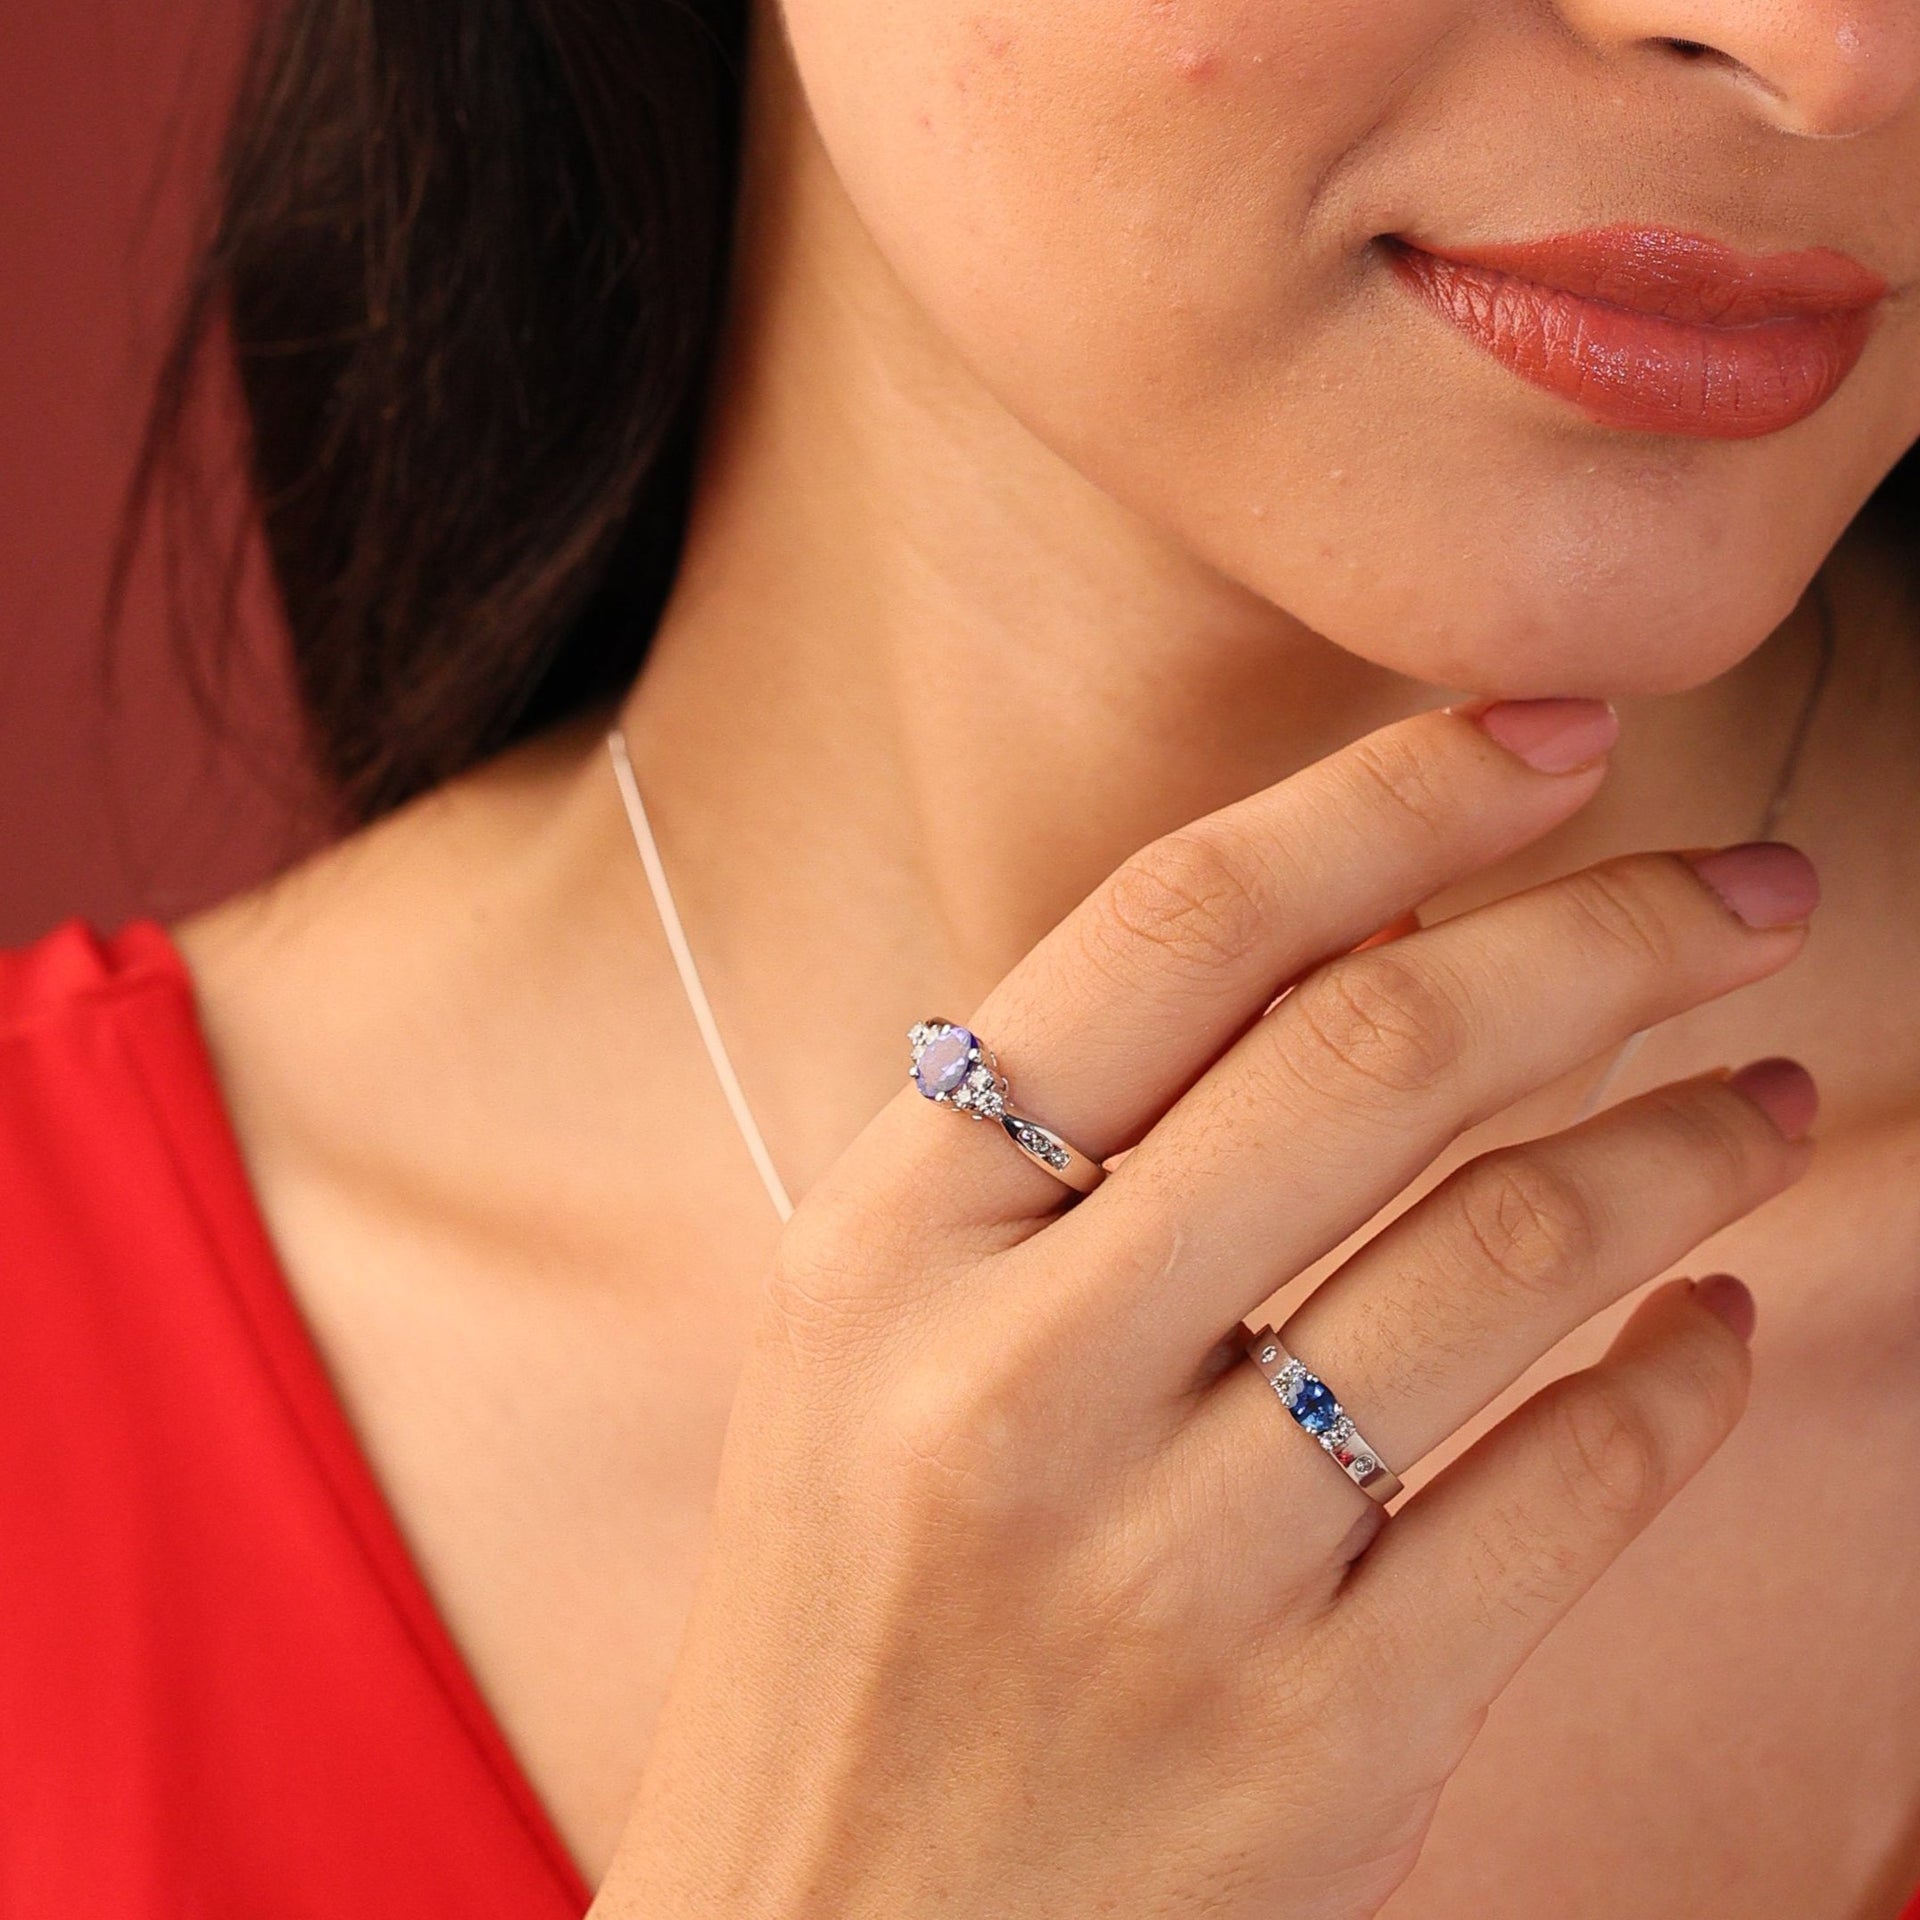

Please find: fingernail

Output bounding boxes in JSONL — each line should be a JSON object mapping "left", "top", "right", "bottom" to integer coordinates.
{"left": 1692, "top": 1273, "right": 1757, "bottom": 1343}
{"left": 1681, "top": 842, "right": 1820, "bottom": 930}
{"left": 1724, "top": 1056, "right": 1819, "bottom": 1142}
{"left": 1461, "top": 697, "right": 1620, "bottom": 773}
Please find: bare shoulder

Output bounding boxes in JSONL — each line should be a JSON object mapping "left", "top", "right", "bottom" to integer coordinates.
{"left": 173, "top": 708, "right": 618, "bottom": 1017}
{"left": 165, "top": 706, "right": 696, "bottom": 1247}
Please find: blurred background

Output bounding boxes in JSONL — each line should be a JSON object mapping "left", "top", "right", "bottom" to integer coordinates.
{"left": 1, "top": 0, "right": 317, "bottom": 948}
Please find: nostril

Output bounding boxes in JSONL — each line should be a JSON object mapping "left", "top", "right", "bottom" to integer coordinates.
{"left": 1613, "top": 16, "right": 1916, "bottom": 138}
{"left": 1651, "top": 34, "right": 1789, "bottom": 111}
{"left": 1657, "top": 36, "right": 1741, "bottom": 74}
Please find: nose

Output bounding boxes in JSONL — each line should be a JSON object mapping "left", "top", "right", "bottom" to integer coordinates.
{"left": 1556, "top": 0, "right": 1920, "bottom": 136}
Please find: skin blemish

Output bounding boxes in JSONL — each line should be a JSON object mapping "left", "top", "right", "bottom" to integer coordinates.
{"left": 1173, "top": 44, "right": 1220, "bottom": 81}
{"left": 949, "top": 14, "right": 1014, "bottom": 90}
{"left": 969, "top": 16, "right": 1015, "bottom": 57}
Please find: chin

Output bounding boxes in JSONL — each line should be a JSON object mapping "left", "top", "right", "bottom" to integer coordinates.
{"left": 1239, "top": 512, "right": 1818, "bottom": 701}
{"left": 1154, "top": 395, "right": 1868, "bottom": 700}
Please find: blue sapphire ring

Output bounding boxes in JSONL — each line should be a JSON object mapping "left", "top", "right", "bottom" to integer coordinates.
{"left": 908, "top": 1020, "right": 1107, "bottom": 1196}
{"left": 1242, "top": 1325, "right": 1403, "bottom": 1505}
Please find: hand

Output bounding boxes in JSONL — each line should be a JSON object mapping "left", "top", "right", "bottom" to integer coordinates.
{"left": 593, "top": 699, "right": 1817, "bottom": 1920}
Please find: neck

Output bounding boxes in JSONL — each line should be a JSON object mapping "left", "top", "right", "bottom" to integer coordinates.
{"left": 612, "top": 34, "right": 1826, "bottom": 1194}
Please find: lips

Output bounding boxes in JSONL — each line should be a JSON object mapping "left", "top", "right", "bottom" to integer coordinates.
{"left": 1386, "top": 225, "right": 1887, "bottom": 439}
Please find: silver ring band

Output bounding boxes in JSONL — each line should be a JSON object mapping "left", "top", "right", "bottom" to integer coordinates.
{"left": 908, "top": 1020, "right": 1107, "bottom": 1195}
{"left": 1242, "top": 1324, "right": 1403, "bottom": 1505}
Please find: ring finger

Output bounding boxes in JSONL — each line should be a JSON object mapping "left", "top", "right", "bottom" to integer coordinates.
{"left": 1174, "top": 1056, "right": 1814, "bottom": 1536}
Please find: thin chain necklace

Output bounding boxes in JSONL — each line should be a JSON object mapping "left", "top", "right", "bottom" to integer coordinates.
{"left": 607, "top": 579, "right": 1836, "bottom": 1219}
{"left": 607, "top": 728, "right": 797, "bottom": 1221}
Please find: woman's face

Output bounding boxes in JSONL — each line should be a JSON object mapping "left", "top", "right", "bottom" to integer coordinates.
{"left": 774, "top": 0, "right": 1920, "bottom": 693}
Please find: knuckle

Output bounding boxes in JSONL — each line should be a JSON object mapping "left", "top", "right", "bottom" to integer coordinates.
{"left": 1100, "top": 826, "right": 1271, "bottom": 977}
{"left": 1343, "top": 730, "right": 1453, "bottom": 845}
{"left": 1286, "top": 951, "right": 1465, "bottom": 1097}
{"left": 872, "top": 1345, "right": 1062, "bottom": 1531}
{"left": 1081, "top": 1529, "right": 1212, "bottom": 1669}
{"left": 879, "top": 1368, "right": 1008, "bottom": 1508}
{"left": 1544, "top": 1376, "right": 1666, "bottom": 1525}
{"left": 1559, "top": 861, "right": 1684, "bottom": 975}
{"left": 763, "top": 1224, "right": 859, "bottom": 1335}
{"left": 761, "top": 1204, "right": 908, "bottom": 1371}
{"left": 1452, "top": 1150, "right": 1600, "bottom": 1298}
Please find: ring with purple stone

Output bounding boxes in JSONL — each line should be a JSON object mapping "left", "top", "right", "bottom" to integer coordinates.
{"left": 907, "top": 1020, "right": 1107, "bottom": 1196}
{"left": 1241, "top": 1325, "right": 1404, "bottom": 1505}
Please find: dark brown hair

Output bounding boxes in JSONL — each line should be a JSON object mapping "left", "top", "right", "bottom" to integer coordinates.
{"left": 132, "top": 0, "right": 746, "bottom": 824}
{"left": 137, "top": 1, "right": 1915, "bottom": 827}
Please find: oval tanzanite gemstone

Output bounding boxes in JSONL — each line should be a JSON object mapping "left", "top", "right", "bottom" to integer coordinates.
{"left": 1287, "top": 1374, "right": 1341, "bottom": 1435}
{"left": 913, "top": 1027, "right": 975, "bottom": 1099}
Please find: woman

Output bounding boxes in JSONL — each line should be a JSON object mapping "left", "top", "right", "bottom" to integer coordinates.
{"left": 4, "top": 0, "right": 1918, "bottom": 1912}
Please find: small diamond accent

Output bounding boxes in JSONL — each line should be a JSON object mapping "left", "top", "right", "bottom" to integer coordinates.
{"left": 1007, "top": 1119, "right": 1070, "bottom": 1170}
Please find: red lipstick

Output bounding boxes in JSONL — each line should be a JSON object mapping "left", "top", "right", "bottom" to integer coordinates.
{"left": 1387, "top": 225, "right": 1887, "bottom": 439}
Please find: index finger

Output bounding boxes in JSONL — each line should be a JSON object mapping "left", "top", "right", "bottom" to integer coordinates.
{"left": 884, "top": 698, "right": 1620, "bottom": 1227}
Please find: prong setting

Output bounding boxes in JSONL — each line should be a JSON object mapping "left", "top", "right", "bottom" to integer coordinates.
{"left": 908, "top": 1022, "right": 1007, "bottom": 1120}
{"left": 906, "top": 1018, "right": 1107, "bottom": 1196}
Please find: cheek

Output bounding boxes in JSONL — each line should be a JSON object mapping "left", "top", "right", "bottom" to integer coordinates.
{"left": 779, "top": 0, "right": 1470, "bottom": 601}
{"left": 782, "top": 0, "right": 1454, "bottom": 347}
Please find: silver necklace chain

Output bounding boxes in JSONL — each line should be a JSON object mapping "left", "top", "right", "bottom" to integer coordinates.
{"left": 608, "top": 578, "right": 1836, "bottom": 1217}
{"left": 607, "top": 728, "right": 797, "bottom": 1221}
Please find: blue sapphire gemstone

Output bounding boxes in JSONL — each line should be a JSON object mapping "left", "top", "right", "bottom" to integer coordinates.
{"left": 1288, "top": 1374, "right": 1341, "bottom": 1435}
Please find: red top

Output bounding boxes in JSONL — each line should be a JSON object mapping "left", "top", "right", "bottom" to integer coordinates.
{"left": 0, "top": 920, "right": 590, "bottom": 1915}
{"left": 0, "top": 916, "right": 1913, "bottom": 1917}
